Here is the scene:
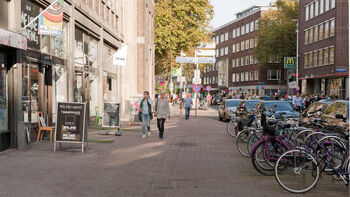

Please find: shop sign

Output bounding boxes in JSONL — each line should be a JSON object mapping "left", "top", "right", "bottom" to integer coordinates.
{"left": 284, "top": 57, "right": 296, "bottom": 69}
{"left": 0, "top": 29, "right": 27, "bottom": 50}
{"left": 55, "top": 102, "right": 86, "bottom": 143}
{"left": 103, "top": 102, "right": 120, "bottom": 128}
{"left": 38, "top": 0, "right": 64, "bottom": 36}
{"left": 21, "top": 0, "right": 40, "bottom": 50}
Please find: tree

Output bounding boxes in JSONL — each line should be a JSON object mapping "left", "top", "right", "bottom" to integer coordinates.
{"left": 253, "top": 0, "right": 299, "bottom": 67}
{"left": 155, "top": 0, "right": 214, "bottom": 78}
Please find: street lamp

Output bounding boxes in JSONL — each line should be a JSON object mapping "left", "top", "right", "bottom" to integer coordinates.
{"left": 292, "top": 19, "right": 299, "bottom": 93}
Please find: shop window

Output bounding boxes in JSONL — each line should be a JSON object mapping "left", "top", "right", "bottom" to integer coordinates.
{"left": 52, "top": 22, "right": 67, "bottom": 58}
{"left": 42, "top": 35, "right": 51, "bottom": 54}
{"left": 52, "top": 66, "right": 67, "bottom": 122}
{"left": 74, "top": 71, "right": 83, "bottom": 102}
{"left": 0, "top": 62, "right": 7, "bottom": 131}
{"left": 22, "top": 65, "right": 40, "bottom": 123}
{"left": 267, "top": 70, "right": 280, "bottom": 80}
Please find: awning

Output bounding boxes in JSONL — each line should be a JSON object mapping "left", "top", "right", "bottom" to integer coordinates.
{"left": 0, "top": 28, "right": 27, "bottom": 50}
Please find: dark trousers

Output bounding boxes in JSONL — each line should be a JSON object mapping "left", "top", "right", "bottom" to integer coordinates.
{"left": 185, "top": 107, "right": 191, "bottom": 119}
{"left": 157, "top": 118, "right": 166, "bottom": 137}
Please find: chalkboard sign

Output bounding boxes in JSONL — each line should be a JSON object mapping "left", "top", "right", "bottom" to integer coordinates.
{"left": 55, "top": 102, "right": 86, "bottom": 143}
{"left": 103, "top": 102, "right": 120, "bottom": 128}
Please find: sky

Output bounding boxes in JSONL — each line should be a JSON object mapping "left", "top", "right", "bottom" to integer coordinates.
{"left": 209, "top": 0, "right": 275, "bottom": 29}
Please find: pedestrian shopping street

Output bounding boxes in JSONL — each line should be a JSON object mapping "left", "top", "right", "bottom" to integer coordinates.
{"left": 0, "top": 106, "right": 347, "bottom": 197}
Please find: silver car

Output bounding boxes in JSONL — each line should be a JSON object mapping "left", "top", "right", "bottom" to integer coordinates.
{"left": 218, "top": 99, "right": 242, "bottom": 121}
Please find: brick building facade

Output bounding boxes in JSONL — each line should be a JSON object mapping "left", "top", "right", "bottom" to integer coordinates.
{"left": 299, "top": 0, "right": 349, "bottom": 98}
{"left": 204, "top": 5, "right": 287, "bottom": 97}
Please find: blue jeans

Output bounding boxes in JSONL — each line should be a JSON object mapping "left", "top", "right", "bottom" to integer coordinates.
{"left": 142, "top": 113, "right": 150, "bottom": 134}
{"left": 185, "top": 107, "right": 191, "bottom": 119}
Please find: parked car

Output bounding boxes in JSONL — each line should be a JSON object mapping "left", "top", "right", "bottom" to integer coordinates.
{"left": 218, "top": 99, "right": 242, "bottom": 121}
{"left": 213, "top": 96, "right": 223, "bottom": 105}
{"left": 236, "top": 100, "right": 261, "bottom": 116}
{"left": 256, "top": 96, "right": 275, "bottom": 101}
{"left": 300, "top": 100, "right": 333, "bottom": 124}
{"left": 321, "top": 100, "right": 349, "bottom": 138}
{"left": 254, "top": 101, "right": 300, "bottom": 118}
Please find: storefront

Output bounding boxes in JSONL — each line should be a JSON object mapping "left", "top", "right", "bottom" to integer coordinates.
{"left": 302, "top": 75, "right": 348, "bottom": 99}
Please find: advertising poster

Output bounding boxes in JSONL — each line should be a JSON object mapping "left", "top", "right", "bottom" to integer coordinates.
{"left": 55, "top": 102, "right": 86, "bottom": 142}
{"left": 130, "top": 97, "right": 142, "bottom": 115}
{"left": 38, "top": 0, "right": 64, "bottom": 36}
{"left": 103, "top": 103, "right": 120, "bottom": 128}
{"left": 21, "top": 0, "right": 40, "bottom": 50}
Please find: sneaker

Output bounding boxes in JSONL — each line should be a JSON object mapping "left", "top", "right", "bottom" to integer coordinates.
{"left": 147, "top": 132, "right": 151, "bottom": 137}
{"left": 142, "top": 134, "right": 146, "bottom": 139}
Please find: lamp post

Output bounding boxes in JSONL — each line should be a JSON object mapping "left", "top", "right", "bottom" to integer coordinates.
{"left": 292, "top": 19, "right": 299, "bottom": 93}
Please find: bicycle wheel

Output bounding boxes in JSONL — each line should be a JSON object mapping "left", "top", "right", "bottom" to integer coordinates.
{"left": 236, "top": 129, "right": 252, "bottom": 157}
{"left": 247, "top": 131, "right": 262, "bottom": 156}
{"left": 251, "top": 140, "right": 275, "bottom": 176}
{"left": 274, "top": 149, "right": 320, "bottom": 194}
{"left": 227, "top": 120, "right": 238, "bottom": 138}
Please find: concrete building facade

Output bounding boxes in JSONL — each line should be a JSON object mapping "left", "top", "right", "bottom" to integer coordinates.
{"left": 0, "top": 0, "right": 154, "bottom": 151}
{"left": 203, "top": 6, "right": 287, "bottom": 97}
{"left": 298, "top": 0, "right": 349, "bottom": 98}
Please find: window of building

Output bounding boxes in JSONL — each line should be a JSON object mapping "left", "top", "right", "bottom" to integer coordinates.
{"left": 250, "top": 38, "right": 254, "bottom": 48}
{"left": 241, "top": 57, "right": 245, "bottom": 66}
{"left": 216, "top": 49, "right": 219, "bottom": 57}
{"left": 254, "top": 70, "right": 259, "bottom": 80}
{"left": 309, "top": 28, "right": 314, "bottom": 43}
{"left": 220, "top": 48, "right": 224, "bottom": 56}
{"left": 241, "top": 41, "right": 245, "bottom": 51}
{"left": 241, "top": 72, "right": 245, "bottom": 82}
{"left": 254, "top": 38, "right": 257, "bottom": 47}
{"left": 245, "top": 56, "right": 249, "bottom": 65}
{"left": 324, "top": 21, "right": 329, "bottom": 38}
{"left": 325, "top": 0, "right": 329, "bottom": 11}
{"left": 232, "top": 29, "right": 236, "bottom": 38}
{"left": 245, "top": 39, "right": 249, "bottom": 49}
{"left": 246, "top": 23, "right": 250, "bottom": 33}
{"left": 331, "top": 0, "right": 335, "bottom": 9}
{"left": 245, "top": 72, "right": 249, "bottom": 81}
{"left": 304, "top": 53, "right": 309, "bottom": 68}
{"left": 309, "top": 52, "right": 313, "bottom": 67}
{"left": 305, "top": 30, "right": 309, "bottom": 45}
{"left": 250, "top": 55, "right": 254, "bottom": 64}
{"left": 255, "top": 19, "right": 259, "bottom": 30}
{"left": 330, "top": 19, "right": 335, "bottom": 37}
{"left": 232, "top": 58, "right": 236, "bottom": 67}
{"left": 242, "top": 25, "right": 246, "bottom": 35}
{"left": 225, "top": 47, "right": 228, "bottom": 55}
{"left": 314, "top": 26, "right": 318, "bottom": 42}
{"left": 232, "top": 73, "right": 235, "bottom": 82}
{"left": 220, "top": 34, "right": 224, "bottom": 42}
{"left": 216, "top": 36, "right": 219, "bottom": 44}
{"left": 95, "top": 0, "right": 99, "bottom": 13}
{"left": 324, "top": 47, "right": 329, "bottom": 64}
{"left": 232, "top": 44, "right": 236, "bottom": 53}
{"left": 313, "top": 51, "right": 317, "bottom": 67}
{"left": 236, "top": 73, "right": 240, "bottom": 82}
{"left": 250, "top": 21, "right": 254, "bottom": 32}
{"left": 318, "top": 49, "right": 323, "bottom": 66}
{"left": 310, "top": 3, "right": 314, "bottom": 19}
{"left": 329, "top": 46, "right": 334, "bottom": 64}
{"left": 267, "top": 70, "right": 280, "bottom": 80}
{"left": 305, "top": 6, "right": 309, "bottom": 21}
{"left": 320, "top": 0, "right": 324, "bottom": 14}
{"left": 319, "top": 23, "right": 324, "bottom": 40}
{"left": 236, "top": 43, "right": 240, "bottom": 52}
{"left": 250, "top": 71, "right": 254, "bottom": 81}
{"left": 237, "top": 58, "right": 240, "bottom": 67}
{"left": 237, "top": 27, "right": 240, "bottom": 37}
{"left": 225, "top": 32, "right": 228, "bottom": 41}
{"left": 315, "top": 0, "right": 319, "bottom": 16}
{"left": 254, "top": 55, "right": 258, "bottom": 64}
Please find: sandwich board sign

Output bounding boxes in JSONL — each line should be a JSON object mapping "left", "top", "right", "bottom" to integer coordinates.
{"left": 54, "top": 102, "right": 87, "bottom": 153}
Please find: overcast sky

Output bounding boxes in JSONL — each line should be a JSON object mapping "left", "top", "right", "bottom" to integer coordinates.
{"left": 209, "top": 0, "right": 275, "bottom": 29}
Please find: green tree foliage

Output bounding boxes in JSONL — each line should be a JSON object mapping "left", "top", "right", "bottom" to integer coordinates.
{"left": 253, "top": 0, "right": 299, "bottom": 67}
{"left": 155, "top": 0, "right": 214, "bottom": 78}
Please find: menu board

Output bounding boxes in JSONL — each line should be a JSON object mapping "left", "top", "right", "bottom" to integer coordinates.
{"left": 55, "top": 102, "right": 86, "bottom": 142}
{"left": 102, "top": 102, "right": 120, "bottom": 128}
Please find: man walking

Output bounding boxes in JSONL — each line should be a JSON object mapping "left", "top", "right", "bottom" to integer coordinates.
{"left": 183, "top": 94, "right": 193, "bottom": 119}
{"left": 140, "top": 91, "right": 152, "bottom": 138}
{"left": 292, "top": 93, "right": 304, "bottom": 112}
{"left": 154, "top": 91, "right": 170, "bottom": 139}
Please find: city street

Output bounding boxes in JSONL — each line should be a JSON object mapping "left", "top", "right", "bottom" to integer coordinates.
{"left": 0, "top": 106, "right": 347, "bottom": 197}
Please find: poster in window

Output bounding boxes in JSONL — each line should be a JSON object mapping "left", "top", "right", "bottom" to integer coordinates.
{"left": 55, "top": 102, "right": 86, "bottom": 142}
{"left": 21, "top": 0, "right": 40, "bottom": 50}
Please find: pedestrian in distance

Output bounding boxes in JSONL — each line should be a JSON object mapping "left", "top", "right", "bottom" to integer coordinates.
{"left": 183, "top": 94, "right": 193, "bottom": 119}
{"left": 154, "top": 91, "right": 170, "bottom": 139}
{"left": 140, "top": 91, "right": 153, "bottom": 138}
{"left": 240, "top": 93, "right": 245, "bottom": 99}
{"left": 292, "top": 93, "right": 304, "bottom": 112}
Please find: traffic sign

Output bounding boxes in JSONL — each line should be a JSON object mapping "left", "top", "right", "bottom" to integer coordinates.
{"left": 197, "top": 57, "right": 216, "bottom": 63}
{"left": 176, "top": 57, "right": 195, "bottom": 63}
{"left": 196, "top": 49, "right": 216, "bottom": 56}
{"left": 193, "top": 84, "right": 201, "bottom": 93}
{"left": 205, "top": 85, "right": 212, "bottom": 92}
{"left": 284, "top": 57, "right": 296, "bottom": 69}
{"left": 197, "top": 42, "right": 216, "bottom": 49}
{"left": 289, "top": 81, "right": 297, "bottom": 89}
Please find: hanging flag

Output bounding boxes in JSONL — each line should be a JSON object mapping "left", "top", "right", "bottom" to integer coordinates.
{"left": 113, "top": 44, "right": 128, "bottom": 66}
{"left": 38, "top": 0, "right": 64, "bottom": 36}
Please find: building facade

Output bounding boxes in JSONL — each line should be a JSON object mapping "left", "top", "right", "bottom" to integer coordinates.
{"left": 299, "top": 0, "right": 349, "bottom": 98}
{"left": 0, "top": 0, "right": 154, "bottom": 151}
{"left": 204, "top": 5, "right": 287, "bottom": 97}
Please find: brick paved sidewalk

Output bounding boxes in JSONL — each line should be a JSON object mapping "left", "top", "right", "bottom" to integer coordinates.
{"left": 0, "top": 106, "right": 347, "bottom": 197}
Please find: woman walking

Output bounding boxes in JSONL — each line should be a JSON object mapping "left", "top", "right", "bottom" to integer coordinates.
{"left": 140, "top": 91, "right": 152, "bottom": 138}
{"left": 154, "top": 91, "right": 170, "bottom": 139}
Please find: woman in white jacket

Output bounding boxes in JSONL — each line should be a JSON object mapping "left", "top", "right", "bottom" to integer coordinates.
{"left": 154, "top": 91, "right": 170, "bottom": 139}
